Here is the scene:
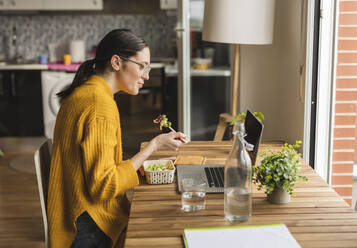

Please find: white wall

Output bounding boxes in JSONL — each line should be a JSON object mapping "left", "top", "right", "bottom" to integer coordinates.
{"left": 239, "top": 0, "right": 305, "bottom": 144}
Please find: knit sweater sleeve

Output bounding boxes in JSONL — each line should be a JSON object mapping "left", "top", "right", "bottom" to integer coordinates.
{"left": 80, "top": 117, "right": 139, "bottom": 203}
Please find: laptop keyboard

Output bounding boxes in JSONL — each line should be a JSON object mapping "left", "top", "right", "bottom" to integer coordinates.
{"left": 204, "top": 167, "right": 224, "bottom": 188}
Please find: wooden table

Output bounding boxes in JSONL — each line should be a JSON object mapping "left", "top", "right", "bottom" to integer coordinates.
{"left": 124, "top": 141, "right": 357, "bottom": 248}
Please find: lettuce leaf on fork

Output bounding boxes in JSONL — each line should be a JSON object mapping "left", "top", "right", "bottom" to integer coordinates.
{"left": 153, "top": 114, "right": 172, "bottom": 130}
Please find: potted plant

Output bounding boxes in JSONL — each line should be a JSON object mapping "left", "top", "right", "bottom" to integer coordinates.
{"left": 253, "top": 141, "right": 307, "bottom": 204}
{"left": 230, "top": 111, "right": 264, "bottom": 125}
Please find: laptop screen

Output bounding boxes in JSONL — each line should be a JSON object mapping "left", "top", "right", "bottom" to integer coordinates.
{"left": 244, "top": 110, "right": 264, "bottom": 165}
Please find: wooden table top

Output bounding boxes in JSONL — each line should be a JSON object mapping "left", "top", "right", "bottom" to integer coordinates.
{"left": 124, "top": 141, "right": 357, "bottom": 248}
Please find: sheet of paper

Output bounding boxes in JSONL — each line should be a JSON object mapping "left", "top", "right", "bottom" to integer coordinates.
{"left": 183, "top": 224, "right": 301, "bottom": 248}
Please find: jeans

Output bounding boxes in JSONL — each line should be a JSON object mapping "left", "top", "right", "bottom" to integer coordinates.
{"left": 71, "top": 211, "right": 112, "bottom": 248}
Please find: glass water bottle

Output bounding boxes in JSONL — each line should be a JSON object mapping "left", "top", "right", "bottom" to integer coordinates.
{"left": 224, "top": 122, "right": 252, "bottom": 222}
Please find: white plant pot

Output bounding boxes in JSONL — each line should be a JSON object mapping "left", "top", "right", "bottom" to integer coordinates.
{"left": 267, "top": 187, "right": 290, "bottom": 204}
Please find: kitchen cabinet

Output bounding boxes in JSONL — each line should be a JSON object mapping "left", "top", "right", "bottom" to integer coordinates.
{"left": 0, "top": 0, "right": 102, "bottom": 10}
{"left": 0, "top": 0, "right": 42, "bottom": 10}
{"left": 0, "top": 70, "right": 43, "bottom": 136}
{"left": 0, "top": 72, "right": 17, "bottom": 135}
{"left": 43, "top": 0, "right": 103, "bottom": 10}
{"left": 0, "top": 0, "right": 9, "bottom": 9}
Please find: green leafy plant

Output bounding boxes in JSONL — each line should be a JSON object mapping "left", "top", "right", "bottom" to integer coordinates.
{"left": 253, "top": 141, "right": 307, "bottom": 196}
{"left": 0, "top": 149, "right": 3, "bottom": 157}
{"left": 230, "top": 111, "right": 265, "bottom": 125}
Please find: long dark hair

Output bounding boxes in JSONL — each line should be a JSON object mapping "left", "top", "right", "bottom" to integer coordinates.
{"left": 57, "top": 29, "right": 148, "bottom": 99}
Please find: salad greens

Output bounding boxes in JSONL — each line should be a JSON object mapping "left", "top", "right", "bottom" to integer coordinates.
{"left": 145, "top": 163, "right": 174, "bottom": 172}
{"left": 153, "top": 114, "right": 172, "bottom": 130}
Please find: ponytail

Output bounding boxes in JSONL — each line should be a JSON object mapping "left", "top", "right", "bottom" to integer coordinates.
{"left": 57, "top": 29, "right": 148, "bottom": 100}
{"left": 57, "top": 59, "right": 95, "bottom": 100}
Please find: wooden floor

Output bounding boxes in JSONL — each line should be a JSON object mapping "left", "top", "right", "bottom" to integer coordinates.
{"left": 0, "top": 137, "right": 45, "bottom": 248}
{"left": 0, "top": 107, "right": 161, "bottom": 247}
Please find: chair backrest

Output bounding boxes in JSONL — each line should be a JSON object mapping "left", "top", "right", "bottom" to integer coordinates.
{"left": 34, "top": 139, "right": 52, "bottom": 248}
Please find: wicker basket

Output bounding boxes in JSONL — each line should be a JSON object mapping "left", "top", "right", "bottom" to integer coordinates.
{"left": 143, "top": 160, "right": 175, "bottom": 184}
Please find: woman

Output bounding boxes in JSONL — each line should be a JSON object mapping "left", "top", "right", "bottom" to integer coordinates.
{"left": 47, "top": 29, "right": 186, "bottom": 248}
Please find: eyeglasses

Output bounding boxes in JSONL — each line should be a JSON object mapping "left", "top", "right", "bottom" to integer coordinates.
{"left": 119, "top": 56, "right": 151, "bottom": 75}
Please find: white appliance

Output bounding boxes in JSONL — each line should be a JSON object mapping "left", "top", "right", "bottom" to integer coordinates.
{"left": 41, "top": 71, "right": 75, "bottom": 139}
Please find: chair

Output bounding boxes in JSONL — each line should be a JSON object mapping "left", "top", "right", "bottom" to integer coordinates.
{"left": 213, "top": 113, "right": 234, "bottom": 141}
{"left": 34, "top": 139, "right": 52, "bottom": 248}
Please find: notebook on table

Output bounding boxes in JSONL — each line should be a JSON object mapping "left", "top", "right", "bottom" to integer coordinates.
{"left": 183, "top": 224, "right": 301, "bottom": 248}
{"left": 177, "top": 110, "right": 264, "bottom": 193}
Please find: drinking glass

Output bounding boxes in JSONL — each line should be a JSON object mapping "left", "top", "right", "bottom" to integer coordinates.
{"left": 181, "top": 178, "right": 206, "bottom": 212}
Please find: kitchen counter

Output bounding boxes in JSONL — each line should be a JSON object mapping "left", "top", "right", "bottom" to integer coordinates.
{"left": 0, "top": 63, "right": 48, "bottom": 70}
{"left": 150, "top": 63, "right": 165, "bottom": 69}
{"left": 165, "top": 65, "right": 231, "bottom": 77}
{"left": 0, "top": 62, "right": 165, "bottom": 71}
{"left": 0, "top": 62, "right": 231, "bottom": 77}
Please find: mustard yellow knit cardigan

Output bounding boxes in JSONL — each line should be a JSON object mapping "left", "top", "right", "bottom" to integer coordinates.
{"left": 48, "top": 75, "right": 139, "bottom": 247}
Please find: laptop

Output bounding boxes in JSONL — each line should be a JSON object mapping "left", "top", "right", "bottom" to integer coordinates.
{"left": 177, "top": 110, "right": 264, "bottom": 193}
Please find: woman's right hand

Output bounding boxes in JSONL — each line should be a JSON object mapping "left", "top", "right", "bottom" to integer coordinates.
{"left": 131, "top": 132, "right": 187, "bottom": 171}
{"left": 152, "top": 131, "right": 187, "bottom": 151}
